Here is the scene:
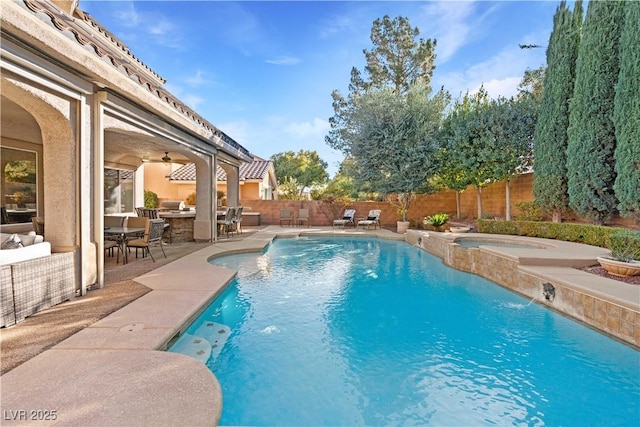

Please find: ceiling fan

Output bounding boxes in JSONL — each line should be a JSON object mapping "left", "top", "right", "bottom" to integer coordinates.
{"left": 140, "top": 151, "right": 187, "bottom": 164}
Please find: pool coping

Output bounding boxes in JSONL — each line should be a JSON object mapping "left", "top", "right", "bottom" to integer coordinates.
{"left": 0, "top": 226, "right": 637, "bottom": 426}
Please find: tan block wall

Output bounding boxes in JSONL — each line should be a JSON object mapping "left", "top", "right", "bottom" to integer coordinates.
{"left": 199, "top": 172, "right": 634, "bottom": 229}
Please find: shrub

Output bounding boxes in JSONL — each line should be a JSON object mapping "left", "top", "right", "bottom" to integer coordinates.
{"left": 185, "top": 192, "right": 196, "bottom": 206}
{"left": 144, "top": 190, "right": 158, "bottom": 208}
{"left": 609, "top": 229, "right": 640, "bottom": 262}
{"left": 481, "top": 212, "right": 497, "bottom": 220}
{"left": 515, "top": 201, "right": 543, "bottom": 221}
{"left": 476, "top": 219, "right": 621, "bottom": 248}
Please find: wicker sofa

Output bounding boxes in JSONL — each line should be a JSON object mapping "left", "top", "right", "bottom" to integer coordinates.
{"left": 1, "top": 232, "right": 75, "bottom": 327}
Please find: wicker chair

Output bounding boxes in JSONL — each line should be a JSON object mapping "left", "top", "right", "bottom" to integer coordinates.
{"left": 126, "top": 219, "right": 167, "bottom": 262}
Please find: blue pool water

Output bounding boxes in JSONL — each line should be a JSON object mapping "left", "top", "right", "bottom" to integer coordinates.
{"left": 169, "top": 237, "right": 640, "bottom": 426}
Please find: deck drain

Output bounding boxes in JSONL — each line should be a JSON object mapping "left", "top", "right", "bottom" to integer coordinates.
{"left": 118, "top": 323, "right": 145, "bottom": 332}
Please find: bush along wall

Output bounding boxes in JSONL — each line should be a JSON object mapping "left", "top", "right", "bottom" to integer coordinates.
{"left": 475, "top": 219, "right": 637, "bottom": 249}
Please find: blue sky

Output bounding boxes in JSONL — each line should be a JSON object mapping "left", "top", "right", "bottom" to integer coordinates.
{"left": 81, "top": 1, "right": 566, "bottom": 176}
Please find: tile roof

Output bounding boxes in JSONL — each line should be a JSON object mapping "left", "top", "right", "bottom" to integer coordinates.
{"left": 21, "top": 0, "right": 250, "bottom": 158}
{"left": 167, "top": 156, "right": 273, "bottom": 182}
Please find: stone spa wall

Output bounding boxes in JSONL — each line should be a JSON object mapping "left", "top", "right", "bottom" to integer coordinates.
{"left": 405, "top": 230, "right": 639, "bottom": 348}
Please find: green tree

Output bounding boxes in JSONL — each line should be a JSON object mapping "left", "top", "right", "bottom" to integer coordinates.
{"left": 327, "top": 15, "right": 437, "bottom": 154}
{"left": 488, "top": 95, "right": 538, "bottom": 220}
{"left": 517, "top": 65, "right": 546, "bottom": 103}
{"left": 271, "top": 150, "right": 328, "bottom": 197}
{"left": 613, "top": 2, "right": 640, "bottom": 221}
{"left": 326, "top": 15, "right": 443, "bottom": 221}
{"left": 277, "top": 176, "right": 305, "bottom": 200}
{"left": 349, "top": 84, "right": 448, "bottom": 220}
{"left": 567, "top": 0, "right": 626, "bottom": 224}
{"left": 319, "top": 157, "right": 364, "bottom": 200}
{"left": 436, "top": 101, "right": 474, "bottom": 219}
{"left": 445, "top": 88, "right": 493, "bottom": 218}
{"left": 363, "top": 15, "right": 437, "bottom": 94}
{"left": 533, "top": 0, "right": 583, "bottom": 222}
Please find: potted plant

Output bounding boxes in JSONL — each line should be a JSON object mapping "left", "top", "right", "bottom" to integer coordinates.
{"left": 597, "top": 229, "right": 640, "bottom": 277}
{"left": 423, "top": 213, "right": 449, "bottom": 232}
{"left": 392, "top": 193, "right": 413, "bottom": 234}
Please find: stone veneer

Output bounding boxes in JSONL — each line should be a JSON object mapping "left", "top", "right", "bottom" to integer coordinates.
{"left": 406, "top": 230, "right": 639, "bottom": 348}
{"left": 163, "top": 216, "right": 194, "bottom": 242}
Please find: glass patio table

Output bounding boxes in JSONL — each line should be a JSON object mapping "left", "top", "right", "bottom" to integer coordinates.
{"left": 104, "top": 226, "right": 145, "bottom": 264}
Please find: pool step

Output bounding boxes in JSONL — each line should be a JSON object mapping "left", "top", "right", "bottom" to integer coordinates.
{"left": 169, "top": 334, "right": 212, "bottom": 364}
{"left": 193, "top": 322, "right": 231, "bottom": 361}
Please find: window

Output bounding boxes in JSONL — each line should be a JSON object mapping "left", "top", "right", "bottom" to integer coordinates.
{"left": 1, "top": 147, "right": 37, "bottom": 224}
{"left": 104, "top": 168, "right": 134, "bottom": 214}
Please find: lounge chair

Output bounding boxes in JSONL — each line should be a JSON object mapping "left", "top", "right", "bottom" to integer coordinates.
{"left": 333, "top": 209, "right": 356, "bottom": 228}
{"left": 280, "top": 208, "right": 293, "bottom": 227}
{"left": 357, "top": 209, "right": 381, "bottom": 230}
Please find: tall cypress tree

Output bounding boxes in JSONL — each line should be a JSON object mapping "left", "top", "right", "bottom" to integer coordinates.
{"left": 533, "top": 1, "right": 582, "bottom": 222}
{"left": 613, "top": 2, "right": 640, "bottom": 221}
{"left": 566, "top": 0, "right": 626, "bottom": 224}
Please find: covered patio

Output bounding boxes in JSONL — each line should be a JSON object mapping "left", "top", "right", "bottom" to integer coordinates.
{"left": 1, "top": 0, "right": 252, "bottom": 297}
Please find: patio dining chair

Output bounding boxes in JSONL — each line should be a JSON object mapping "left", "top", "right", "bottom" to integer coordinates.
{"left": 217, "top": 207, "right": 236, "bottom": 238}
{"left": 126, "top": 219, "right": 167, "bottom": 262}
{"left": 297, "top": 208, "right": 310, "bottom": 228}
{"left": 280, "top": 208, "right": 293, "bottom": 227}
{"left": 332, "top": 209, "right": 356, "bottom": 228}
{"left": 138, "top": 207, "right": 170, "bottom": 241}
{"left": 104, "top": 215, "right": 125, "bottom": 261}
{"left": 233, "top": 206, "right": 244, "bottom": 234}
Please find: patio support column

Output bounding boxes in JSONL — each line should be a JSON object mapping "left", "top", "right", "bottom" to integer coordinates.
{"left": 94, "top": 91, "right": 107, "bottom": 289}
{"left": 193, "top": 154, "right": 215, "bottom": 242}
{"left": 224, "top": 164, "right": 240, "bottom": 208}
{"left": 77, "top": 92, "right": 96, "bottom": 295}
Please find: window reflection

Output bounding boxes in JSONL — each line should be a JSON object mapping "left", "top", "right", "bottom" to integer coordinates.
{"left": 104, "top": 168, "right": 134, "bottom": 214}
{"left": 1, "top": 147, "right": 37, "bottom": 224}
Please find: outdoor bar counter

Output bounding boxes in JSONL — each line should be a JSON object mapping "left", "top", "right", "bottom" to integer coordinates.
{"left": 158, "top": 210, "right": 195, "bottom": 242}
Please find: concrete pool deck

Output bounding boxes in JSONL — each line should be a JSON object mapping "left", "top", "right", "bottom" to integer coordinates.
{"left": 1, "top": 226, "right": 638, "bottom": 426}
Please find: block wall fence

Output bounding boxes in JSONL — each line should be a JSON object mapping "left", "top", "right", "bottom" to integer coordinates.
{"left": 239, "top": 173, "right": 637, "bottom": 229}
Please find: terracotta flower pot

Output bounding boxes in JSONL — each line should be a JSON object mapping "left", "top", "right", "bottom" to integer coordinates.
{"left": 597, "top": 257, "right": 640, "bottom": 277}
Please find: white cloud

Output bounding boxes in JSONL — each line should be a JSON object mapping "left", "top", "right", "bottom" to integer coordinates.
{"left": 148, "top": 19, "right": 174, "bottom": 36}
{"left": 113, "top": 2, "right": 140, "bottom": 28}
{"left": 436, "top": 30, "right": 546, "bottom": 100}
{"left": 266, "top": 57, "right": 301, "bottom": 66}
{"left": 474, "top": 77, "right": 521, "bottom": 99}
{"left": 284, "top": 118, "right": 330, "bottom": 139}
{"left": 185, "top": 70, "right": 212, "bottom": 87}
{"left": 419, "top": 1, "right": 477, "bottom": 64}
{"left": 318, "top": 15, "right": 357, "bottom": 39}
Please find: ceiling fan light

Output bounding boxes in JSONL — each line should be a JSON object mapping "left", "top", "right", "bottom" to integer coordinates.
{"left": 161, "top": 152, "right": 172, "bottom": 163}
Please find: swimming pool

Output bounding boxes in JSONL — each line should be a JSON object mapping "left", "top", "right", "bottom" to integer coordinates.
{"left": 169, "top": 237, "right": 640, "bottom": 426}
